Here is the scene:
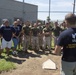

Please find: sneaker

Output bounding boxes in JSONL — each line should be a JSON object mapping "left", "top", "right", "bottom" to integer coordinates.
{"left": 49, "top": 50, "right": 52, "bottom": 54}
{"left": 43, "top": 49, "right": 45, "bottom": 52}
{"left": 22, "top": 48, "right": 25, "bottom": 51}
{"left": 25, "top": 50, "right": 29, "bottom": 53}
{"left": 12, "top": 51, "right": 18, "bottom": 56}
{"left": 0, "top": 55, "right": 4, "bottom": 58}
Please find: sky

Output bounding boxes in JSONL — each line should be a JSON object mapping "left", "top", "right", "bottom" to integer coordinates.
{"left": 16, "top": 0, "right": 76, "bottom": 21}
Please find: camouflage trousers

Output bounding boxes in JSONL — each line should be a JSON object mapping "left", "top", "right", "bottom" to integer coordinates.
{"left": 23, "top": 35, "right": 30, "bottom": 51}
{"left": 39, "top": 36, "right": 43, "bottom": 47}
{"left": 42, "top": 36, "right": 51, "bottom": 50}
{"left": 32, "top": 36, "right": 39, "bottom": 50}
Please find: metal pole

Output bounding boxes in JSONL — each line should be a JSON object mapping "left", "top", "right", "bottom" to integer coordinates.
{"left": 73, "top": 0, "right": 75, "bottom": 14}
{"left": 49, "top": 0, "right": 51, "bottom": 22}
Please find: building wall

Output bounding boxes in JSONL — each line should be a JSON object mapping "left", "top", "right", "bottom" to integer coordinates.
{"left": 0, "top": 0, "right": 38, "bottom": 24}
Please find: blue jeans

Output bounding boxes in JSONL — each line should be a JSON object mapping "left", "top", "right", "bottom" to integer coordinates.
{"left": 12, "top": 38, "right": 19, "bottom": 49}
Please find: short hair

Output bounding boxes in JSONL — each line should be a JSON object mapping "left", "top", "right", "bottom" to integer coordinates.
{"left": 13, "top": 21, "right": 17, "bottom": 25}
{"left": 2, "top": 19, "right": 9, "bottom": 24}
{"left": 45, "top": 21, "right": 49, "bottom": 24}
{"left": 65, "top": 13, "right": 76, "bottom": 25}
{"left": 17, "top": 19, "right": 20, "bottom": 22}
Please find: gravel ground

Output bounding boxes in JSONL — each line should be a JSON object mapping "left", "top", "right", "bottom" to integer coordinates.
{"left": 0, "top": 50, "right": 61, "bottom": 75}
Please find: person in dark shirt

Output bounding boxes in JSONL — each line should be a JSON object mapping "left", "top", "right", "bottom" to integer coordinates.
{"left": 31, "top": 23, "right": 40, "bottom": 52}
{"left": 16, "top": 19, "right": 22, "bottom": 50}
{"left": 42, "top": 22, "right": 52, "bottom": 53}
{"left": 61, "top": 21, "right": 67, "bottom": 31}
{"left": 22, "top": 21, "right": 31, "bottom": 53}
{"left": 54, "top": 13, "right": 76, "bottom": 75}
{"left": 38, "top": 23, "right": 43, "bottom": 49}
{"left": 12, "top": 21, "right": 20, "bottom": 56}
{"left": 0, "top": 19, "right": 15, "bottom": 56}
{"left": 53, "top": 21, "right": 62, "bottom": 47}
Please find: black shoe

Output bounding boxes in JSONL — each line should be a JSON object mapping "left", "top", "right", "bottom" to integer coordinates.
{"left": 25, "top": 50, "right": 29, "bottom": 53}
{"left": 34, "top": 50, "right": 38, "bottom": 53}
{"left": 0, "top": 55, "right": 4, "bottom": 58}
{"left": 40, "top": 46, "right": 43, "bottom": 49}
{"left": 12, "top": 51, "right": 18, "bottom": 57}
{"left": 43, "top": 49, "right": 45, "bottom": 53}
{"left": 49, "top": 50, "right": 52, "bottom": 54}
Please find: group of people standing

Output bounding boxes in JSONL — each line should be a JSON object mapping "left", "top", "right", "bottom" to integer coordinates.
{"left": 21, "top": 20, "right": 63, "bottom": 54}
{"left": 0, "top": 18, "right": 64, "bottom": 57}
{"left": 1, "top": 13, "right": 75, "bottom": 75}
{"left": 0, "top": 19, "right": 22, "bottom": 56}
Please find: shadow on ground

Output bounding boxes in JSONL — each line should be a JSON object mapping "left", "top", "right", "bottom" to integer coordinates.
{"left": 0, "top": 49, "right": 55, "bottom": 64}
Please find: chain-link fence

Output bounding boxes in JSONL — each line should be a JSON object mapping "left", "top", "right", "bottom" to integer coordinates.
{"left": 0, "top": 0, "right": 75, "bottom": 25}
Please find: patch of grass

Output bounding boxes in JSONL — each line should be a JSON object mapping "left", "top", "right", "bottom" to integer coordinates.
{"left": 0, "top": 59, "right": 16, "bottom": 72}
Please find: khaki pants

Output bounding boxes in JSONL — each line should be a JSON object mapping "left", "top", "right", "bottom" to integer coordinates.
{"left": 43, "top": 36, "right": 51, "bottom": 50}
{"left": 32, "top": 36, "right": 39, "bottom": 50}
{"left": 39, "top": 35, "right": 43, "bottom": 47}
{"left": 23, "top": 36, "right": 30, "bottom": 51}
{"left": 54, "top": 36, "right": 59, "bottom": 46}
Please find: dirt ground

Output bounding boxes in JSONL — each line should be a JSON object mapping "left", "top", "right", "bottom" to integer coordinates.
{"left": 0, "top": 49, "right": 61, "bottom": 75}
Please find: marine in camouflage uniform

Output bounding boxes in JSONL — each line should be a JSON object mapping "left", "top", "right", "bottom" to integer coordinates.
{"left": 42, "top": 22, "right": 52, "bottom": 53}
{"left": 22, "top": 21, "right": 31, "bottom": 53}
{"left": 31, "top": 23, "right": 40, "bottom": 52}
{"left": 38, "top": 23, "right": 43, "bottom": 49}
{"left": 53, "top": 22, "right": 62, "bottom": 47}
